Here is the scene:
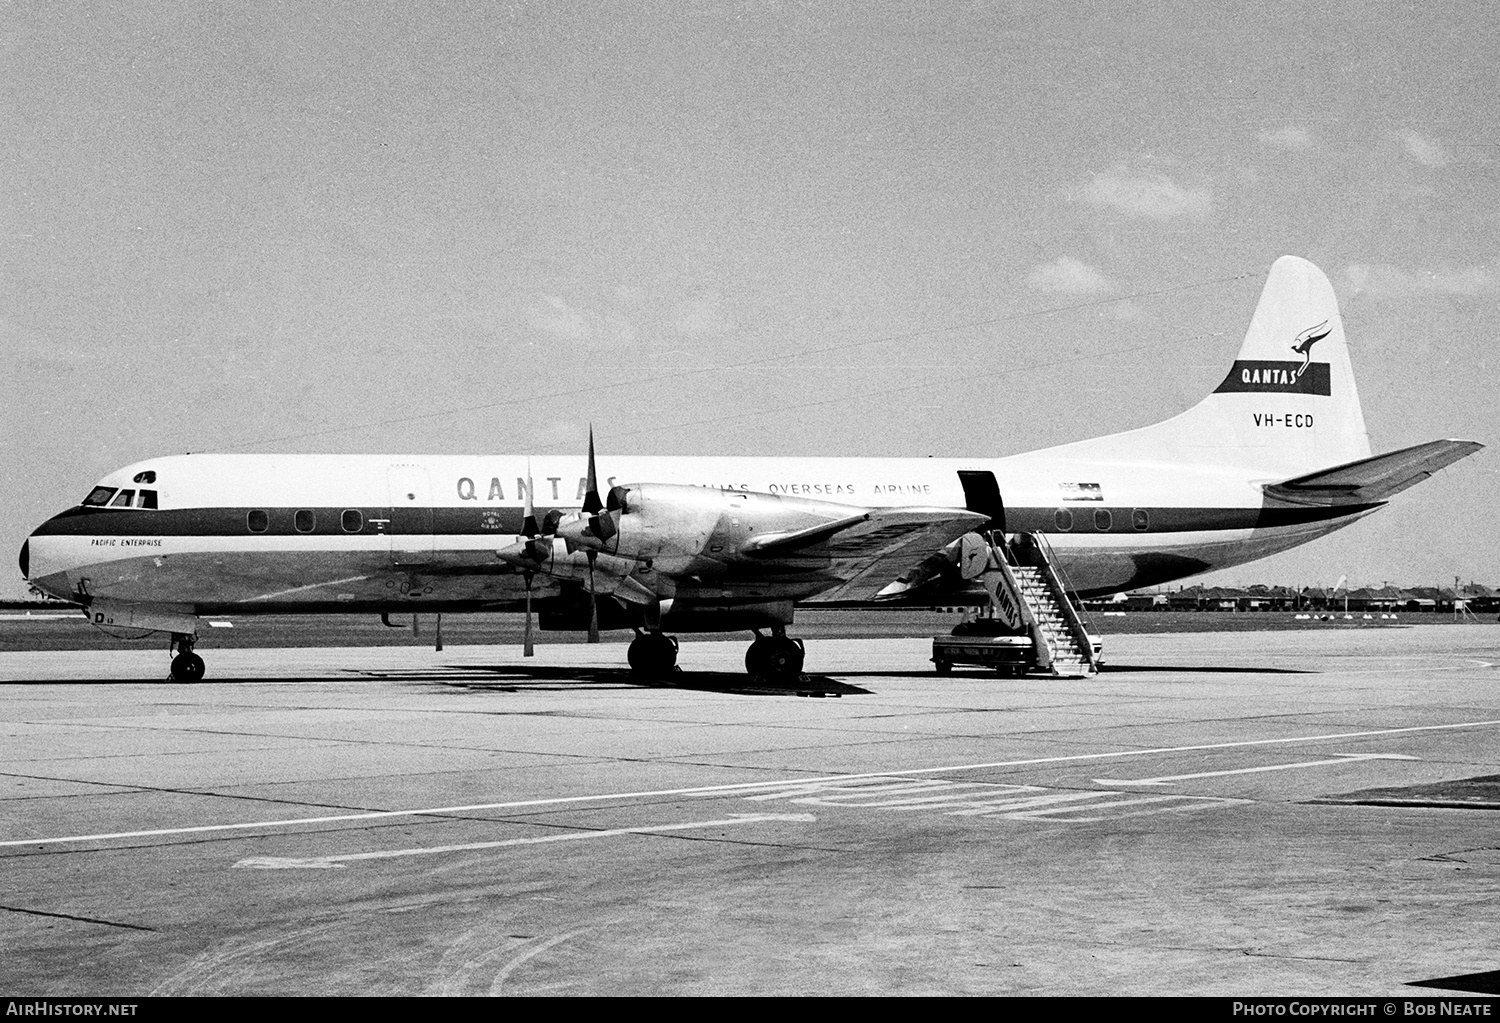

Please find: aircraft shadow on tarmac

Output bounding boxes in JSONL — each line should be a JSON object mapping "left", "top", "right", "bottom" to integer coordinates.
{"left": 1407, "top": 969, "right": 1500, "bottom": 995}
{"left": 0, "top": 667, "right": 866, "bottom": 696}
{"left": 381, "top": 664, "right": 873, "bottom": 698}
{"left": 0, "top": 663, "right": 1305, "bottom": 689}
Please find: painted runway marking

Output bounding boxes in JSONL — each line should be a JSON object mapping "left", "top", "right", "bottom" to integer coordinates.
{"left": 746, "top": 776, "right": 1249, "bottom": 822}
{"left": 5, "top": 718, "right": 1496, "bottom": 849}
{"left": 1093, "top": 752, "right": 1420, "bottom": 787}
{"left": 231, "top": 813, "right": 815, "bottom": 869}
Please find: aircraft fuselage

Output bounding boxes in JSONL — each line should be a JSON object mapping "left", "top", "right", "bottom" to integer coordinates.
{"left": 22, "top": 450, "right": 1378, "bottom": 617}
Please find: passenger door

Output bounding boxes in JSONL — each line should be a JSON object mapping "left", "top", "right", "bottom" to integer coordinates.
{"left": 957, "top": 470, "right": 1006, "bottom": 534}
{"left": 386, "top": 464, "right": 434, "bottom": 566}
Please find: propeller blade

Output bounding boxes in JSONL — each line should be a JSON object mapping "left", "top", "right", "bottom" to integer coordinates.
{"left": 434, "top": 613, "right": 443, "bottom": 652}
{"left": 587, "top": 550, "right": 600, "bottom": 643}
{"left": 523, "top": 571, "right": 535, "bottom": 657}
{"left": 521, "top": 460, "right": 538, "bottom": 539}
{"left": 582, "top": 426, "right": 603, "bottom": 515}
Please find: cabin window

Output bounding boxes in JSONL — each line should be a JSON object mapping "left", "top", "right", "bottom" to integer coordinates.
{"left": 1053, "top": 508, "right": 1074, "bottom": 531}
{"left": 341, "top": 509, "right": 363, "bottom": 533}
{"left": 1132, "top": 509, "right": 1149, "bottom": 531}
{"left": 82, "top": 487, "right": 117, "bottom": 507}
{"left": 1094, "top": 509, "right": 1112, "bottom": 531}
{"left": 136, "top": 490, "right": 158, "bottom": 509}
{"left": 110, "top": 489, "right": 136, "bottom": 508}
{"left": 294, "top": 510, "right": 315, "bottom": 533}
{"left": 247, "top": 510, "right": 269, "bottom": 533}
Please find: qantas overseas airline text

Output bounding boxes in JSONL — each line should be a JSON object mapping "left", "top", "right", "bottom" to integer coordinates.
{"left": 450, "top": 476, "right": 933, "bottom": 503}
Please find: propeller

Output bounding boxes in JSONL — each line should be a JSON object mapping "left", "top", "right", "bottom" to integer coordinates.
{"left": 521, "top": 462, "right": 537, "bottom": 658}
{"left": 584, "top": 429, "right": 602, "bottom": 643}
{"left": 496, "top": 431, "right": 632, "bottom": 647}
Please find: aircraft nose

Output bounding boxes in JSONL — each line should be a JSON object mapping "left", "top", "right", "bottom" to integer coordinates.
{"left": 18, "top": 538, "right": 28, "bottom": 580}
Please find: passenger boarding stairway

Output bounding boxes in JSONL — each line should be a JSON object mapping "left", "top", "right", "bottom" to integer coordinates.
{"left": 983, "top": 532, "right": 1099, "bottom": 679}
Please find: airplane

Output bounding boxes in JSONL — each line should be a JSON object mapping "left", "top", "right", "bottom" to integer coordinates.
{"left": 18, "top": 255, "right": 1483, "bottom": 683}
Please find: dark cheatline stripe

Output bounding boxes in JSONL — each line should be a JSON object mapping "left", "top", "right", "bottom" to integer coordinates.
{"left": 1213, "top": 360, "right": 1332, "bottom": 395}
{"left": 32, "top": 501, "right": 1380, "bottom": 540}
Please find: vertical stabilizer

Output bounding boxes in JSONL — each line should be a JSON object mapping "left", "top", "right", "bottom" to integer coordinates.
{"left": 1049, "top": 256, "right": 1371, "bottom": 474}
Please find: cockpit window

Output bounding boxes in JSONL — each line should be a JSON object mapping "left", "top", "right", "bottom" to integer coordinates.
{"left": 81, "top": 486, "right": 157, "bottom": 509}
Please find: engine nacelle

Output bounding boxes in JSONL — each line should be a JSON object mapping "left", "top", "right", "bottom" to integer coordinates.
{"left": 556, "top": 483, "right": 870, "bottom": 574}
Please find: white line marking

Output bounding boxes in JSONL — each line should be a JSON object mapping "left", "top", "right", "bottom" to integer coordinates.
{"left": 6, "top": 718, "right": 1498, "bottom": 850}
{"left": 1093, "top": 753, "right": 1420, "bottom": 786}
{"left": 1002, "top": 795, "right": 1252, "bottom": 821}
{"left": 945, "top": 791, "right": 1120, "bottom": 816}
{"left": 230, "top": 813, "right": 815, "bottom": 869}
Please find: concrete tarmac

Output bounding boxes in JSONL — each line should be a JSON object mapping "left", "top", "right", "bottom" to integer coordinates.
{"left": 2, "top": 625, "right": 1498, "bottom": 996}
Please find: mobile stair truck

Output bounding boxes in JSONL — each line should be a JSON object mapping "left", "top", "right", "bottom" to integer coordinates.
{"left": 931, "top": 532, "right": 1101, "bottom": 679}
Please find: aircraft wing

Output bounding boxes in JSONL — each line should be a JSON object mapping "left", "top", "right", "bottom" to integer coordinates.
{"left": 798, "top": 506, "right": 989, "bottom": 602}
{"left": 1264, "top": 439, "right": 1483, "bottom": 506}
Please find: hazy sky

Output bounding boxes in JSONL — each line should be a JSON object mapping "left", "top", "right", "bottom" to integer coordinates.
{"left": 3, "top": 1, "right": 1496, "bottom": 598}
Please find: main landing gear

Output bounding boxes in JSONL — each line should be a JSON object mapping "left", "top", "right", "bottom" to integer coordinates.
{"left": 745, "top": 627, "right": 805, "bottom": 680}
{"left": 627, "top": 630, "right": 680, "bottom": 676}
{"left": 169, "top": 633, "right": 205, "bottom": 683}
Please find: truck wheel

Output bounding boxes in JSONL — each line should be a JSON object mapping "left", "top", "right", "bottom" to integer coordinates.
{"left": 934, "top": 660, "right": 952, "bottom": 676}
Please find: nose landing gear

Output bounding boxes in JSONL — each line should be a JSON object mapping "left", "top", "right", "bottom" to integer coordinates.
{"left": 745, "top": 627, "right": 805, "bottom": 680}
{"left": 169, "top": 633, "right": 205, "bottom": 683}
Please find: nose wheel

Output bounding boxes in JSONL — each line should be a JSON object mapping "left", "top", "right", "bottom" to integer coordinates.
{"left": 627, "top": 630, "right": 679, "bottom": 677}
{"left": 745, "top": 629, "right": 805, "bottom": 679}
{"left": 169, "top": 634, "right": 205, "bottom": 683}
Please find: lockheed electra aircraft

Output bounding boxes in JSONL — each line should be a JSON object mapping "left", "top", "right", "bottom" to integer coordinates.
{"left": 19, "top": 256, "right": 1482, "bottom": 682}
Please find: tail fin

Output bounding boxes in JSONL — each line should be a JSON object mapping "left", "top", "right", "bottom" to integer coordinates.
{"left": 1054, "top": 255, "right": 1372, "bottom": 474}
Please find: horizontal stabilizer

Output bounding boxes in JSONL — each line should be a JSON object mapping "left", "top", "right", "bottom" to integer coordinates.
{"left": 1264, "top": 439, "right": 1483, "bottom": 506}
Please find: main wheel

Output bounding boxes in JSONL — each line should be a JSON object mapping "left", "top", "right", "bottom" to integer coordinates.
{"left": 170, "top": 652, "right": 206, "bottom": 683}
{"left": 763, "top": 636, "right": 804, "bottom": 677}
{"left": 745, "top": 638, "right": 770, "bottom": 676}
{"left": 628, "top": 632, "right": 678, "bottom": 676}
{"left": 934, "top": 660, "right": 952, "bottom": 675}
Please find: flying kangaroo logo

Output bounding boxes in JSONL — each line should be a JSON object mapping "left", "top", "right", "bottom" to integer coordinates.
{"left": 1290, "top": 320, "right": 1330, "bottom": 379}
{"left": 1213, "top": 320, "right": 1333, "bottom": 396}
